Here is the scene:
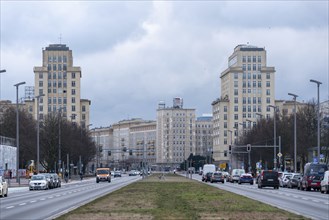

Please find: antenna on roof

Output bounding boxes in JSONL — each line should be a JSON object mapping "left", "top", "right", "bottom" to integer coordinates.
{"left": 59, "top": 34, "right": 62, "bottom": 44}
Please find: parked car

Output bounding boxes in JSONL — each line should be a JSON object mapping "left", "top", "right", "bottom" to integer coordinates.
{"left": 0, "top": 176, "right": 8, "bottom": 197}
{"left": 229, "top": 169, "right": 245, "bottom": 183}
{"left": 204, "top": 172, "right": 213, "bottom": 182}
{"left": 287, "top": 173, "right": 302, "bottom": 189}
{"left": 320, "top": 170, "right": 329, "bottom": 194}
{"left": 210, "top": 172, "right": 225, "bottom": 183}
{"left": 279, "top": 172, "right": 293, "bottom": 187}
{"left": 257, "top": 170, "right": 279, "bottom": 189}
{"left": 49, "top": 173, "right": 61, "bottom": 188}
{"left": 114, "top": 171, "right": 122, "bottom": 177}
{"left": 238, "top": 173, "right": 254, "bottom": 185}
{"left": 301, "top": 163, "right": 328, "bottom": 191}
{"left": 29, "top": 174, "right": 49, "bottom": 190}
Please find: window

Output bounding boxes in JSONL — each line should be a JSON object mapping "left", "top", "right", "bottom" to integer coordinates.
{"left": 258, "top": 56, "right": 261, "bottom": 62}
{"left": 234, "top": 73, "right": 238, "bottom": 79}
{"left": 48, "top": 64, "right": 51, "bottom": 71}
{"left": 266, "top": 73, "right": 271, "bottom": 79}
{"left": 72, "top": 97, "right": 76, "bottom": 103}
{"left": 253, "top": 73, "right": 257, "bottom": 79}
{"left": 48, "top": 56, "right": 52, "bottom": 62}
{"left": 72, "top": 72, "right": 76, "bottom": 79}
{"left": 39, "top": 81, "right": 43, "bottom": 87}
{"left": 258, "top": 81, "right": 262, "bottom": 87}
{"left": 39, "top": 73, "right": 43, "bottom": 79}
{"left": 63, "top": 72, "right": 67, "bottom": 79}
{"left": 234, "top": 97, "right": 238, "bottom": 104}
{"left": 266, "top": 89, "right": 270, "bottom": 95}
{"left": 224, "top": 130, "right": 227, "bottom": 137}
{"left": 253, "top": 56, "right": 256, "bottom": 62}
{"left": 253, "top": 81, "right": 256, "bottom": 87}
{"left": 248, "top": 73, "right": 251, "bottom": 79}
{"left": 58, "top": 56, "right": 62, "bottom": 63}
{"left": 248, "top": 64, "right": 251, "bottom": 71}
{"left": 224, "top": 122, "right": 227, "bottom": 128}
{"left": 248, "top": 105, "right": 251, "bottom": 112}
{"left": 266, "top": 81, "right": 271, "bottom": 87}
{"left": 234, "top": 89, "right": 238, "bottom": 95}
{"left": 243, "top": 97, "right": 246, "bottom": 104}
{"left": 72, "top": 81, "right": 76, "bottom": 87}
{"left": 58, "top": 64, "right": 62, "bottom": 71}
{"left": 234, "top": 105, "right": 238, "bottom": 111}
{"left": 234, "top": 81, "right": 238, "bottom": 87}
{"left": 248, "top": 97, "right": 251, "bottom": 104}
{"left": 63, "top": 81, "right": 67, "bottom": 88}
{"left": 224, "top": 114, "right": 227, "bottom": 120}
{"left": 224, "top": 106, "right": 227, "bottom": 112}
{"left": 72, "top": 89, "right": 76, "bottom": 95}
{"left": 266, "top": 97, "right": 271, "bottom": 104}
{"left": 53, "top": 64, "right": 57, "bottom": 71}
{"left": 243, "top": 81, "right": 246, "bottom": 88}
{"left": 72, "top": 105, "right": 76, "bottom": 112}
{"left": 53, "top": 56, "right": 57, "bottom": 62}
{"left": 253, "top": 105, "right": 257, "bottom": 112}
{"left": 258, "top": 64, "right": 261, "bottom": 71}
{"left": 247, "top": 56, "right": 251, "bottom": 62}
{"left": 253, "top": 64, "right": 256, "bottom": 71}
{"left": 53, "top": 88, "right": 56, "bottom": 93}
{"left": 242, "top": 56, "right": 246, "bottom": 62}
{"left": 58, "top": 81, "right": 62, "bottom": 88}
{"left": 243, "top": 73, "right": 246, "bottom": 79}
{"left": 63, "top": 55, "right": 67, "bottom": 63}
{"left": 53, "top": 72, "right": 56, "bottom": 79}
{"left": 258, "top": 73, "right": 261, "bottom": 79}
{"left": 243, "top": 105, "right": 246, "bottom": 112}
{"left": 58, "top": 98, "right": 62, "bottom": 104}
{"left": 253, "top": 97, "right": 256, "bottom": 104}
{"left": 53, "top": 97, "right": 57, "bottom": 104}
{"left": 53, "top": 81, "right": 57, "bottom": 87}
{"left": 247, "top": 81, "right": 251, "bottom": 88}
{"left": 258, "top": 97, "right": 262, "bottom": 104}
{"left": 48, "top": 88, "right": 51, "bottom": 93}
{"left": 63, "top": 64, "right": 67, "bottom": 71}
{"left": 234, "top": 114, "right": 238, "bottom": 120}
{"left": 48, "top": 98, "right": 52, "bottom": 104}
{"left": 64, "top": 97, "right": 67, "bottom": 104}
{"left": 82, "top": 114, "right": 86, "bottom": 120}
{"left": 82, "top": 105, "right": 86, "bottom": 112}
{"left": 242, "top": 64, "right": 246, "bottom": 71}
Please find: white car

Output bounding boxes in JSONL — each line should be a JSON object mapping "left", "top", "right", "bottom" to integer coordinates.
{"left": 0, "top": 176, "right": 8, "bottom": 197}
{"left": 320, "top": 170, "right": 329, "bottom": 194}
{"left": 29, "top": 174, "right": 49, "bottom": 190}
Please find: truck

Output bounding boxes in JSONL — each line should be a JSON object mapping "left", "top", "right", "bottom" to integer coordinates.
{"left": 202, "top": 164, "right": 216, "bottom": 182}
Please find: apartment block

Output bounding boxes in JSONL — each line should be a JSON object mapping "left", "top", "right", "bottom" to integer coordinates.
{"left": 195, "top": 115, "right": 213, "bottom": 157}
{"left": 32, "top": 44, "right": 91, "bottom": 128}
{"left": 156, "top": 98, "right": 196, "bottom": 168}
{"left": 212, "top": 44, "right": 275, "bottom": 166}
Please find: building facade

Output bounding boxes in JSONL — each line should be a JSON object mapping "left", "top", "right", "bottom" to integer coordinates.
{"left": 156, "top": 98, "right": 196, "bottom": 168}
{"left": 212, "top": 44, "right": 276, "bottom": 167}
{"left": 195, "top": 115, "right": 213, "bottom": 157}
{"left": 32, "top": 44, "right": 91, "bottom": 128}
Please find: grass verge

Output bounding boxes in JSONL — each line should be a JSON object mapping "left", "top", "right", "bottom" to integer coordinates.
{"left": 57, "top": 174, "right": 308, "bottom": 220}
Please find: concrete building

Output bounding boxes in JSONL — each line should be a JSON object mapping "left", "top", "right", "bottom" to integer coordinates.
{"left": 32, "top": 44, "right": 91, "bottom": 128}
{"left": 156, "top": 98, "right": 196, "bottom": 168}
{"left": 212, "top": 44, "right": 275, "bottom": 167}
{"left": 195, "top": 115, "right": 213, "bottom": 158}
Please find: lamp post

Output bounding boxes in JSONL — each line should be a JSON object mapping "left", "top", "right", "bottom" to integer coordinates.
{"left": 0, "top": 70, "right": 6, "bottom": 123}
{"left": 288, "top": 93, "right": 298, "bottom": 173}
{"left": 14, "top": 81, "right": 26, "bottom": 184}
{"left": 58, "top": 107, "right": 64, "bottom": 175}
{"left": 36, "top": 94, "right": 45, "bottom": 173}
{"left": 310, "top": 79, "right": 322, "bottom": 163}
{"left": 268, "top": 105, "right": 277, "bottom": 170}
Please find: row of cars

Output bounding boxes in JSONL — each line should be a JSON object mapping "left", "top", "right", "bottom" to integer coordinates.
{"left": 29, "top": 173, "right": 61, "bottom": 190}
{"left": 279, "top": 163, "right": 329, "bottom": 194}
{"left": 0, "top": 176, "right": 8, "bottom": 197}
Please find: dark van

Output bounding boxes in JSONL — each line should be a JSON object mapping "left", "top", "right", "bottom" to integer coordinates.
{"left": 257, "top": 170, "right": 279, "bottom": 189}
{"left": 301, "top": 162, "right": 328, "bottom": 191}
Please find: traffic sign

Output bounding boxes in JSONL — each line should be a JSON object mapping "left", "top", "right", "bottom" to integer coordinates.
{"left": 277, "top": 152, "right": 282, "bottom": 157}
{"left": 320, "top": 154, "right": 324, "bottom": 159}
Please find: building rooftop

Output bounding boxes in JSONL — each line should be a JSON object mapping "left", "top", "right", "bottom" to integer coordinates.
{"left": 45, "top": 44, "right": 70, "bottom": 51}
{"left": 234, "top": 44, "right": 264, "bottom": 52}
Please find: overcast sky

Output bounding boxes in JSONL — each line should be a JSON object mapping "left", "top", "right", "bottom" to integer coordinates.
{"left": 0, "top": 1, "right": 328, "bottom": 128}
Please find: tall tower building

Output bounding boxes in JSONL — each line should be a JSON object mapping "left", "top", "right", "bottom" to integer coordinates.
{"left": 33, "top": 44, "right": 91, "bottom": 128}
{"left": 156, "top": 98, "right": 196, "bottom": 168}
{"left": 212, "top": 44, "right": 275, "bottom": 167}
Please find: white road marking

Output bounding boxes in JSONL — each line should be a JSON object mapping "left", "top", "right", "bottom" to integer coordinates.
{"left": 19, "top": 203, "right": 26, "bottom": 206}
{"left": 6, "top": 206, "right": 14, "bottom": 209}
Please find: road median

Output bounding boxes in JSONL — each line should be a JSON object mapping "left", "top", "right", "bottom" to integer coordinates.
{"left": 57, "top": 173, "right": 309, "bottom": 220}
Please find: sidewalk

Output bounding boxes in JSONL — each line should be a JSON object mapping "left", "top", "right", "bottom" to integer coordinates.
{"left": 7, "top": 177, "right": 29, "bottom": 187}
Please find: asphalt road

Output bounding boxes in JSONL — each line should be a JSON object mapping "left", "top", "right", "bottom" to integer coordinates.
{"left": 191, "top": 174, "right": 329, "bottom": 220}
{"left": 0, "top": 175, "right": 141, "bottom": 220}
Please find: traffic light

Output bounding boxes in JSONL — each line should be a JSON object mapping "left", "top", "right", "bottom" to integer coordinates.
{"left": 123, "top": 147, "right": 127, "bottom": 152}
{"left": 129, "top": 150, "right": 133, "bottom": 155}
{"left": 229, "top": 145, "right": 232, "bottom": 154}
{"left": 224, "top": 150, "right": 227, "bottom": 157}
{"left": 108, "top": 151, "right": 111, "bottom": 156}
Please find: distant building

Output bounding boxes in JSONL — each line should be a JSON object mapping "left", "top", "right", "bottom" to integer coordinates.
{"left": 32, "top": 44, "right": 91, "bottom": 128}
{"left": 212, "top": 44, "right": 275, "bottom": 167}
{"left": 156, "top": 98, "right": 196, "bottom": 168}
{"left": 195, "top": 115, "right": 213, "bottom": 157}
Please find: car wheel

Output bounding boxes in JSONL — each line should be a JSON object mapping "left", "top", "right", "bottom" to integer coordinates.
{"left": 4, "top": 190, "right": 8, "bottom": 197}
{"left": 250, "top": 182, "right": 253, "bottom": 185}
{"left": 238, "top": 182, "right": 241, "bottom": 184}
{"left": 306, "top": 187, "right": 311, "bottom": 191}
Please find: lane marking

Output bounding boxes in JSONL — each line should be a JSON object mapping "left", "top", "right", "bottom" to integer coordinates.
{"left": 6, "top": 206, "right": 14, "bottom": 209}
{"left": 19, "top": 203, "right": 26, "bottom": 206}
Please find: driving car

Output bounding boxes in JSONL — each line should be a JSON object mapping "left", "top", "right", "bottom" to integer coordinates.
{"left": 204, "top": 172, "right": 213, "bottom": 182}
{"left": 279, "top": 172, "right": 293, "bottom": 187}
{"left": 320, "top": 170, "right": 329, "bottom": 194}
{"left": 0, "top": 176, "right": 8, "bottom": 197}
{"left": 301, "top": 162, "right": 327, "bottom": 191}
{"left": 42, "top": 173, "right": 55, "bottom": 189}
{"left": 257, "top": 170, "right": 279, "bottom": 189}
{"left": 229, "top": 169, "right": 245, "bottom": 183}
{"left": 287, "top": 173, "right": 302, "bottom": 189}
{"left": 210, "top": 172, "right": 225, "bottom": 183}
{"left": 50, "top": 173, "right": 61, "bottom": 188}
{"left": 96, "top": 168, "right": 111, "bottom": 183}
{"left": 29, "top": 174, "right": 49, "bottom": 190}
{"left": 114, "top": 171, "right": 122, "bottom": 177}
{"left": 238, "top": 173, "right": 254, "bottom": 185}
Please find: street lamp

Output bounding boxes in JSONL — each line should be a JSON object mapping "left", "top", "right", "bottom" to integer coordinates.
{"left": 0, "top": 69, "right": 6, "bottom": 119}
{"left": 14, "top": 81, "right": 26, "bottom": 184}
{"left": 310, "top": 79, "right": 322, "bottom": 163}
{"left": 288, "top": 93, "right": 298, "bottom": 173}
{"left": 268, "top": 105, "right": 277, "bottom": 170}
{"left": 58, "top": 107, "right": 65, "bottom": 175}
{"left": 228, "top": 130, "right": 233, "bottom": 172}
{"left": 36, "top": 94, "right": 45, "bottom": 173}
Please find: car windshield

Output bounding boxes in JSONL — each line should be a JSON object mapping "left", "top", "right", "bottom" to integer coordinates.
{"left": 97, "top": 170, "right": 109, "bottom": 174}
{"left": 213, "top": 173, "right": 221, "bottom": 176}
{"left": 264, "top": 172, "right": 278, "bottom": 178}
{"left": 32, "top": 175, "right": 45, "bottom": 180}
